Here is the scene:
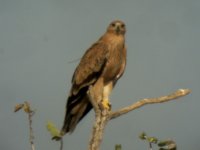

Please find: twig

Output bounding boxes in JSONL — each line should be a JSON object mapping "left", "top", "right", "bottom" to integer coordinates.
{"left": 149, "top": 142, "right": 153, "bottom": 150}
{"left": 25, "top": 102, "right": 36, "bottom": 150}
{"left": 88, "top": 88, "right": 190, "bottom": 150}
{"left": 14, "top": 101, "right": 36, "bottom": 150}
{"left": 60, "top": 138, "right": 63, "bottom": 150}
{"left": 28, "top": 111, "right": 35, "bottom": 150}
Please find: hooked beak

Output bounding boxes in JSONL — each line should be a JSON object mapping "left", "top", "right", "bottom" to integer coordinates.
{"left": 116, "top": 26, "right": 120, "bottom": 34}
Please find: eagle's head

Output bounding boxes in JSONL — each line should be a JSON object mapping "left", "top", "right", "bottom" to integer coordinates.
{"left": 107, "top": 20, "right": 126, "bottom": 35}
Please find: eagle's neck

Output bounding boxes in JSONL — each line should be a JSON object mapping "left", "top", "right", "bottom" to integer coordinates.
{"left": 101, "top": 33, "right": 125, "bottom": 49}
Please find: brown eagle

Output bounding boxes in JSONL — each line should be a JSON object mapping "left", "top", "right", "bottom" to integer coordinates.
{"left": 61, "top": 20, "right": 127, "bottom": 135}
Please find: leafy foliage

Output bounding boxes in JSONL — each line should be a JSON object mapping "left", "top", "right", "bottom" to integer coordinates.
{"left": 139, "top": 132, "right": 177, "bottom": 150}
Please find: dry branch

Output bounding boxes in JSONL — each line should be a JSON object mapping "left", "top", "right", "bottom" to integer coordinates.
{"left": 14, "top": 101, "right": 36, "bottom": 150}
{"left": 88, "top": 87, "right": 110, "bottom": 150}
{"left": 88, "top": 88, "right": 190, "bottom": 150}
{"left": 110, "top": 89, "right": 190, "bottom": 119}
{"left": 25, "top": 102, "right": 36, "bottom": 150}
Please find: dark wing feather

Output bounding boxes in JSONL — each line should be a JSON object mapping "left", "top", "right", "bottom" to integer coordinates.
{"left": 62, "top": 86, "right": 92, "bottom": 133}
{"left": 61, "top": 41, "right": 108, "bottom": 134}
{"left": 71, "top": 42, "right": 108, "bottom": 95}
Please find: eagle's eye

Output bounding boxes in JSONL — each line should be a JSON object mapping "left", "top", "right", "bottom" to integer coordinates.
{"left": 111, "top": 23, "right": 116, "bottom": 27}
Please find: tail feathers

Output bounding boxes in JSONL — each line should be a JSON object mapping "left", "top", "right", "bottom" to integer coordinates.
{"left": 61, "top": 95, "right": 92, "bottom": 134}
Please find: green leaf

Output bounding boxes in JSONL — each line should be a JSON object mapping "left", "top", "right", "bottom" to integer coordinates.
{"left": 147, "top": 137, "right": 158, "bottom": 144}
{"left": 139, "top": 132, "right": 147, "bottom": 140}
{"left": 46, "top": 121, "right": 61, "bottom": 139}
{"left": 158, "top": 140, "right": 176, "bottom": 150}
{"left": 115, "top": 144, "right": 122, "bottom": 150}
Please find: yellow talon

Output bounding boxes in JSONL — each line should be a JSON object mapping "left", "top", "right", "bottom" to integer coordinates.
{"left": 101, "top": 99, "right": 111, "bottom": 110}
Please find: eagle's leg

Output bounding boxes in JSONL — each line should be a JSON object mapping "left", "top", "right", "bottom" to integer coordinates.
{"left": 101, "top": 99, "right": 111, "bottom": 110}
{"left": 101, "top": 82, "right": 113, "bottom": 110}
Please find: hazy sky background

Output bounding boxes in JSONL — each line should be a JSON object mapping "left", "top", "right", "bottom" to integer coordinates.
{"left": 0, "top": 0, "right": 200, "bottom": 150}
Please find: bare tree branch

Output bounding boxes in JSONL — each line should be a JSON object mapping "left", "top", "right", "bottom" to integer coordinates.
{"left": 25, "top": 102, "right": 36, "bottom": 150}
{"left": 88, "top": 88, "right": 190, "bottom": 150}
{"left": 88, "top": 86, "right": 110, "bottom": 150}
{"left": 60, "top": 138, "right": 63, "bottom": 150}
{"left": 28, "top": 111, "right": 35, "bottom": 150}
{"left": 110, "top": 89, "right": 190, "bottom": 119}
{"left": 14, "top": 101, "right": 36, "bottom": 150}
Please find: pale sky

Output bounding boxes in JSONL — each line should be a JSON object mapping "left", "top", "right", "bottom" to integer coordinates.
{"left": 0, "top": 0, "right": 200, "bottom": 150}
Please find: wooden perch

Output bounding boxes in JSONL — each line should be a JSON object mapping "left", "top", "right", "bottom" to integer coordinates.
{"left": 87, "top": 88, "right": 190, "bottom": 150}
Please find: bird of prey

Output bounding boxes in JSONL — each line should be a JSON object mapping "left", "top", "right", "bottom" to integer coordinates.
{"left": 61, "top": 20, "right": 127, "bottom": 135}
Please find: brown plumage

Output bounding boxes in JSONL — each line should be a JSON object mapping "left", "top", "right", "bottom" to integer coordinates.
{"left": 61, "top": 20, "right": 127, "bottom": 134}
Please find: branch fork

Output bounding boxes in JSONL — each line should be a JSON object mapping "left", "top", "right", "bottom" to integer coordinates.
{"left": 87, "top": 87, "right": 190, "bottom": 150}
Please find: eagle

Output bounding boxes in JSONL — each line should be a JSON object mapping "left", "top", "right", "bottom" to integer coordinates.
{"left": 61, "top": 20, "right": 127, "bottom": 135}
